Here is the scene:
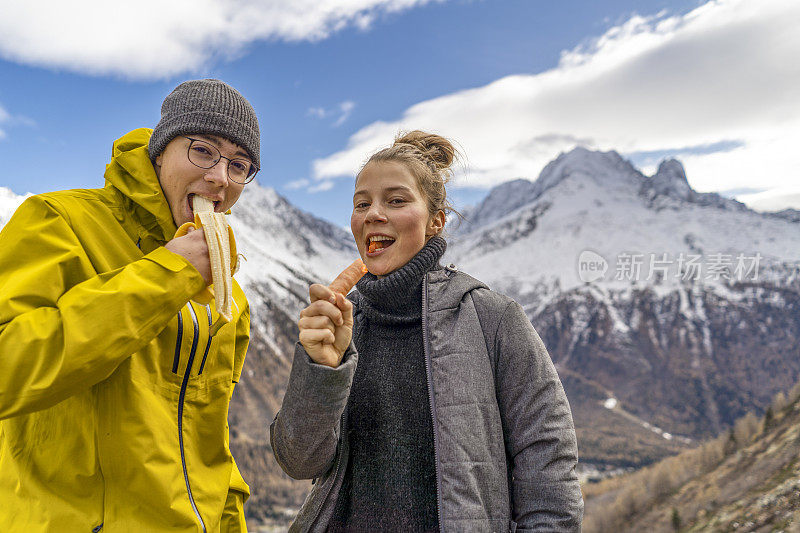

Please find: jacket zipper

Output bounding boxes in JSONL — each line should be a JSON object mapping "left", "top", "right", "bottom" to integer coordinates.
{"left": 177, "top": 303, "right": 207, "bottom": 533}
{"left": 172, "top": 310, "right": 184, "bottom": 373}
{"left": 422, "top": 275, "right": 444, "bottom": 531}
{"left": 197, "top": 305, "right": 213, "bottom": 375}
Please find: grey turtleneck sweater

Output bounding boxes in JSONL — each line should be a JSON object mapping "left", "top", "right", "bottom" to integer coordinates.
{"left": 326, "top": 236, "right": 447, "bottom": 533}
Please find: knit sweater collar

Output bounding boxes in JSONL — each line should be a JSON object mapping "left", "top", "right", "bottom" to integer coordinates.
{"left": 355, "top": 236, "right": 447, "bottom": 320}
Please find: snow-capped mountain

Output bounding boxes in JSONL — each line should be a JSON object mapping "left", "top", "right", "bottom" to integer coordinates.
{"left": 447, "top": 148, "right": 800, "bottom": 470}
{"left": 449, "top": 147, "right": 799, "bottom": 295}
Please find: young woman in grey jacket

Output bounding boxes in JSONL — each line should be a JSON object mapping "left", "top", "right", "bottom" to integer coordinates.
{"left": 271, "top": 131, "right": 584, "bottom": 532}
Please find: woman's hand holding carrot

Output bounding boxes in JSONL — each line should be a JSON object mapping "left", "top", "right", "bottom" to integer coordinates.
{"left": 298, "top": 285, "right": 353, "bottom": 368}
{"left": 298, "top": 260, "right": 365, "bottom": 368}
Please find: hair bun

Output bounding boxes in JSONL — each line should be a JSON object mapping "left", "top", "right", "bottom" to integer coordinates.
{"left": 394, "top": 130, "right": 455, "bottom": 172}
{"left": 362, "top": 129, "right": 463, "bottom": 230}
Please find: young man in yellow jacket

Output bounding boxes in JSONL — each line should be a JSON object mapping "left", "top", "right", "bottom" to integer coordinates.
{"left": 0, "top": 79, "right": 259, "bottom": 532}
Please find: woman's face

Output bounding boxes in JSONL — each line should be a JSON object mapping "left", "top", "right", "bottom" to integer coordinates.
{"left": 351, "top": 161, "right": 444, "bottom": 277}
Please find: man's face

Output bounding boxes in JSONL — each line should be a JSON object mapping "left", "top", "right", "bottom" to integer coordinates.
{"left": 154, "top": 134, "right": 248, "bottom": 227}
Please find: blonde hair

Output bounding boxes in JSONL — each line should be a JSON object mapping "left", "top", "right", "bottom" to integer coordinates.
{"left": 361, "top": 130, "right": 460, "bottom": 226}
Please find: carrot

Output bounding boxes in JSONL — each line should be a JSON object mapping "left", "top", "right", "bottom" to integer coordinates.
{"left": 329, "top": 258, "right": 368, "bottom": 295}
{"left": 368, "top": 241, "right": 380, "bottom": 253}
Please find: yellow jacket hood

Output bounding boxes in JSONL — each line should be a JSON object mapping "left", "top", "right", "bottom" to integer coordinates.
{"left": 104, "top": 127, "right": 177, "bottom": 243}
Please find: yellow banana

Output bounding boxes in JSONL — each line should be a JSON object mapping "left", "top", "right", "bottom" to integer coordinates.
{"left": 175, "top": 196, "right": 238, "bottom": 335}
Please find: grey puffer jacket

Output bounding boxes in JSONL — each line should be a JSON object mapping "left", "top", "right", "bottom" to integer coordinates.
{"left": 270, "top": 267, "right": 583, "bottom": 532}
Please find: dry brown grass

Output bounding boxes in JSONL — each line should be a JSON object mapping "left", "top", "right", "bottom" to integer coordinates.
{"left": 583, "top": 384, "right": 799, "bottom": 533}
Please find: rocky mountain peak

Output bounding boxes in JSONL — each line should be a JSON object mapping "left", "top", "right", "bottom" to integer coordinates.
{"left": 539, "top": 147, "right": 641, "bottom": 190}
{"left": 557, "top": 145, "right": 626, "bottom": 168}
{"left": 656, "top": 158, "right": 688, "bottom": 182}
{"left": 456, "top": 147, "right": 643, "bottom": 234}
{"left": 456, "top": 178, "right": 537, "bottom": 232}
{"left": 642, "top": 158, "right": 747, "bottom": 212}
{"left": 649, "top": 158, "right": 692, "bottom": 200}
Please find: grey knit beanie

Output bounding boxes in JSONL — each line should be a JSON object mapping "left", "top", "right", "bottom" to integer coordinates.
{"left": 149, "top": 79, "right": 260, "bottom": 168}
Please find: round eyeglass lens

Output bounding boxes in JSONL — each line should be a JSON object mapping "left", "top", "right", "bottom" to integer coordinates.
{"left": 228, "top": 159, "right": 253, "bottom": 183}
{"left": 187, "top": 140, "right": 220, "bottom": 168}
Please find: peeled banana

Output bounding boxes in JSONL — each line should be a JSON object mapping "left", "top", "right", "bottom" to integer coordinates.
{"left": 175, "top": 195, "right": 238, "bottom": 335}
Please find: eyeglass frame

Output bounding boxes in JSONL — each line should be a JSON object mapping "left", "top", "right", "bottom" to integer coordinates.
{"left": 181, "top": 135, "right": 259, "bottom": 184}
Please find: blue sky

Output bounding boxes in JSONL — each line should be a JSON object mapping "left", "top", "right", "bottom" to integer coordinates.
{"left": 0, "top": 0, "right": 798, "bottom": 227}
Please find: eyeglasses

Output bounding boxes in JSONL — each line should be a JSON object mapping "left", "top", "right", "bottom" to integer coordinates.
{"left": 183, "top": 136, "right": 258, "bottom": 184}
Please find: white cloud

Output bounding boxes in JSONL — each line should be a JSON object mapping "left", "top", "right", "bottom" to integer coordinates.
{"left": 10, "top": 115, "right": 37, "bottom": 128}
{"left": 0, "top": 0, "right": 439, "bottom": 79}
{"left": 309, "top": 180, "right": 335, "bottom": 193}
{"left": 333, "top": 101, "right": 356, "bottom": 127}
{"left": 285, "top": 178, "right": 311, "bottom": 190}
{"left": 311, "top": 0, "right": 800, "bottom": 198}
{"left": 736, "top": 187, "right": 800, "bottom": 213}
{"left": 306, "top": 107, "right": 328, "bottom": 119}
{"left": 0, "top": 104, "right": 8, "bottom": 139}
{"left": 0, "top": 103, "right": 39, "bottom": 141}
{"left": 307, "top": 100, "right": 357, "bottom": 127}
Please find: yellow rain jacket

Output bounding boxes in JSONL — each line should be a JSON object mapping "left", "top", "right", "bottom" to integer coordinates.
{"left": 0, "top": 128, "right": 251, "bottom": 532}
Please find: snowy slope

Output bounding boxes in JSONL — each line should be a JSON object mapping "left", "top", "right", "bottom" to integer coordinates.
{"left": 0, "top": 187, "right": 30, "bottom": 227}
{"left": 227, "top": 182, "right": 356, "bottom": 337}
{"left": 448, "top": 148, "right": 800, "bottom": 298}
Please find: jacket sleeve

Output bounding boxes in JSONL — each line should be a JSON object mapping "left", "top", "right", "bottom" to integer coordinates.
{"left": 269, "top": 342, "right": 357, "bottom": 480}
{"left": 493, "top": 300, "right": 584, "bottom": 532}
{"left": 0, "top": 196, "right": 206, "bottom": 420}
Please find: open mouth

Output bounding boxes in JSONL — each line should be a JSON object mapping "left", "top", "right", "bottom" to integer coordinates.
{"left": 367, "top": 235, "right": 395, "bottom": 255}
{"left": 188, "top": 193, "right": 221, "bottom": 217}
